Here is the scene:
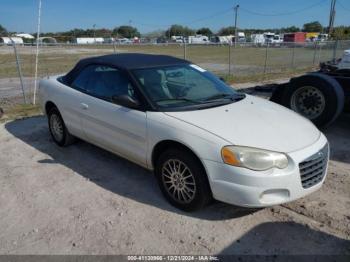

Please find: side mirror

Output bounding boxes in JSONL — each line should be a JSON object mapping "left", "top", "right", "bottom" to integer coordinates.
{"left": 219, "top": 77, "right": 227, "bottom": 83}
{"left": 111, "top": 95, "right": 140, "bottom": 109}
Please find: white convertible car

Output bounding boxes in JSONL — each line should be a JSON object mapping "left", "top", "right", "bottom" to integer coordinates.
{"left": 39, "top": 54, "right": 329, "bottom": 211}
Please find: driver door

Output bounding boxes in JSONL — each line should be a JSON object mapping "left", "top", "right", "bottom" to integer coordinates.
{"left": 76, "top": 65, "right": 148, "bottom": 167}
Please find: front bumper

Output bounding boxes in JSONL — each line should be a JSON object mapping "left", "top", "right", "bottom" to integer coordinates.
{"left": 203, "top": 134, "right": 329, "bottom": 207}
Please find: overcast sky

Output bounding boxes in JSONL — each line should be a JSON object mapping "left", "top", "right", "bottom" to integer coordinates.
{"left": 1, "top": 0, "right": 349, "bottom": 33}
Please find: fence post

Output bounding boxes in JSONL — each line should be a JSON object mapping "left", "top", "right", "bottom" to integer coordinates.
{"left": 332, "top": 40, "right": 338, "bottom": 62}
{"left": 112, "top": 38, "right": 117, "bottom": 54}
{"left": 263, "top": 42, "right": 269, "bottom": 74}
{"left": 183, "top": 42, "right": 187, "bottom": 60}
{"left": 317, "top": 43, "right": 323, "bottom": 65}
{"left": 312, "top": 41, "right": 318, "bottom": 65}
{"left": 228, "top": 44, "right": 232, "bottom": 75}
{"left": 12, "top": 41, "right": 27, "bottom": 104}
{"left": 291, "top": 43, "right": 296, "bottom": 68}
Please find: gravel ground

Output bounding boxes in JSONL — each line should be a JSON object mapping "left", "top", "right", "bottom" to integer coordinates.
{"left": 0, "top": 112, "right": 349, "bottom": 255}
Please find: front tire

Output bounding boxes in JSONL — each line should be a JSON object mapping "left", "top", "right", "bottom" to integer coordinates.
{"left": 155, "top": 149, "right": 212, "bottom": 211}
{"left": 48, "top": 107, "right": 76, "bottom": 147}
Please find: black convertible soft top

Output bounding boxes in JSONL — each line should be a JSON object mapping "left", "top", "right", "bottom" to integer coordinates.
{"left": 62, "top": 53, "right": 190, "bottom": 85}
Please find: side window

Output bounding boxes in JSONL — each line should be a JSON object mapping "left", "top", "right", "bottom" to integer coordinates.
{"left": 71, "top": 65, "right": 136, "bottom": 102}
{"left": 71, "top": 65, "right": 96, "bottom": 91}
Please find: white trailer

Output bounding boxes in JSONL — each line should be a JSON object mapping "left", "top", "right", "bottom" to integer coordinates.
{"left": 75, "top": 37, "right": 104, "bottom": 44}
{"left": 188, "top": 35, "right": 209, "bottom": 44}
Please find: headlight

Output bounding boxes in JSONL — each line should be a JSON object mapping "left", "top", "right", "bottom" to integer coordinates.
{"left": 221, "top": 146, "right": 288, "bottom": 171}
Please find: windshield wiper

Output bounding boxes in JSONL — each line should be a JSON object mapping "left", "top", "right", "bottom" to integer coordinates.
{"left": 202, "top": 93, "right": 244, "bottom": 102}
{"left": 154, "top": 98, "right": 205, "bottom": 104}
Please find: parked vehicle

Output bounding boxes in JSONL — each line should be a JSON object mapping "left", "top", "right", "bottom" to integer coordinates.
{"left": 271, "top": 50, "right": 350, "bottom": 127}
{"left": 237, "top": 32, "right": 246, "bottom": 43}
{"left": 39, "top": 54, "right": 329, "bottom": 211}
{"left": 156, "top": 37, "right": 168, "bottom": 44}
{"left": 317, "top": 34, "right": 329, "bottom": 42}
{"left": 263, "top": 32, "right": 275, "bottom": 43}
{"left": 115, "top": 38, "right": 133, "bottom": 45}
{"left": 283, "top": 32, "right": 306, "bottom": 43}
{"left": 251, "top": 34, "right": 265, "bottom": 46}
{"left": 171, "top": 36, "right": 184, "bottom": 43}
{"left": 211, "top": 35, "right": 234, "bottom": 44}
{"left": 188, "top": 35, "right": 209, "bottom": 44}
{"left": 306, "top": 32, "right": 320, "bottom": 42}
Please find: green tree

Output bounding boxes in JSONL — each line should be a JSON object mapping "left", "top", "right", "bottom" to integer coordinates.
{"left": 302, "top": 21, "right": 323, "bottom": 32}
{"left": 113, "top": 26, "right": 140, "bottom": 38}
{"left": 280, "top": 26, "right": 300, "bottom": 33}
{"left": 165, "top": 24, "right": 195, "bottom": 38}
{"left": 218, "top": 26, "right": 235, "bottom": 35}
{"left": 333, "top": 26, "right": 350, "bottom": 40}
{"left": 196, "top": 27, "right": 213, "bottom": 37}
{"left": 0, "top": 24, "right": 7, "bottom": 36}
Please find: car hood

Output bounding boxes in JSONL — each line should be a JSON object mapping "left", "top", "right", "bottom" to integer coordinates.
{"left": 164, "top": 95, "right": 320, "bottom": 153}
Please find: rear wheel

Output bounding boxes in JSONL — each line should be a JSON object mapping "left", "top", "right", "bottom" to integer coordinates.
{"left": 282, "top": 73, "right": 345, "bottom": 127}
{"left": 48, "top": 107, "right": 76, "bottom": 147}
{"left": 290, "top": 85, "right": 326, "bottom": 120}
{"left": 155, "top": 149, "right": 212, "bottom": 211}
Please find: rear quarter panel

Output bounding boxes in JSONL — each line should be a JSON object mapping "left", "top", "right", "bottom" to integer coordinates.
{"left": 39, "top": 76, "right": 84, "bottom": 137}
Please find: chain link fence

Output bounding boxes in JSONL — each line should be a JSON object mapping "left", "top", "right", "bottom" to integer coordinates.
{"left": 1, "top": 40, "right": 350, "bottom": 109}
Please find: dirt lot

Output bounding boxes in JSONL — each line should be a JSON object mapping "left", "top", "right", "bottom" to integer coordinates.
{"left": 0, "top": 111, "right": 349, "bottom": 255}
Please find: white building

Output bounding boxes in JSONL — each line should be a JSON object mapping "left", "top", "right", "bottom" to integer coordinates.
{"left": 0, "top": 37, "right": 24, "bottom": 45}
{"left": 15, "top": 33, "right": 35, "bottom": 39}
{"left": 36, "top": 37, "right": 57, "bottom": 45}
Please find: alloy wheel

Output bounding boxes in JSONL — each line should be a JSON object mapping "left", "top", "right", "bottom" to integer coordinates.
{"left": 161, "top": 159, "right": 197, "bottom": 204}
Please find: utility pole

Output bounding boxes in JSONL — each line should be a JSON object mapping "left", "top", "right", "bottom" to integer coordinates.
{"left": 328, "top": 0, "right": 336, "bottom": 36}
{"left": 93, "top": 24, "right": 96, "bottom": 43}
{"left": 33, "top": 0, "right": 42, "bottom": 105}
{"left": 234, "top": 5, "right": 239, "bottom": 47}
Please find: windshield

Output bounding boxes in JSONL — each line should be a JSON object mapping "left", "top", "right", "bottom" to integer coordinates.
{"left": 132, "top": 64, "right": 244, "bottom": 110}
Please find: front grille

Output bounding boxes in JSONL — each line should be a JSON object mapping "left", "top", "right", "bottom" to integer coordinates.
{"left": 299, "top": 144, "right": 328, "bottom": 189}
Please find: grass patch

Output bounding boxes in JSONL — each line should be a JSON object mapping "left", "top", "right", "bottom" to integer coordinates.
{"left": 0, "top": 104, "right": 42, "bottom": 123}
{"left": 0, "top": 45, "right": 337, "bottom": 79}
{"left": 220, "top": 66, "right": 317, "bottom": 85}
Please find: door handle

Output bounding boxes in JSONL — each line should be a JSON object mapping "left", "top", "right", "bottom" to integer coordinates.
{"left": 81, "top": 103, "right": 89, "bottom": 110}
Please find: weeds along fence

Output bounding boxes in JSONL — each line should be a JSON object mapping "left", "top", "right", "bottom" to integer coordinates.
{"left": 0, "top": 40, "right": 350, "bottom": 107}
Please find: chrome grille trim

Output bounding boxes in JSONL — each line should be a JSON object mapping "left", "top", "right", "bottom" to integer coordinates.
{"left": 299, "top": 144, "right": 328, "bottom": 189}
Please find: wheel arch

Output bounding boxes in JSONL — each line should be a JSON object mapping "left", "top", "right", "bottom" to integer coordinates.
{"left": 45, "top": 101, "right": 58, "bottom": 115}
{"left": 151, "top": 140, "right": 206, "bottom": 173}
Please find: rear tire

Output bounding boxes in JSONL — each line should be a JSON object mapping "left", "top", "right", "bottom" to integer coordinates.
{"left": 281, "top": 73, "right": 345, "bottom": 127}
{"left": 48, "top": 107, "right": 76, "bottom": 147}
{"left": 155, "top": 149, "right": 212, "bottom": 212}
